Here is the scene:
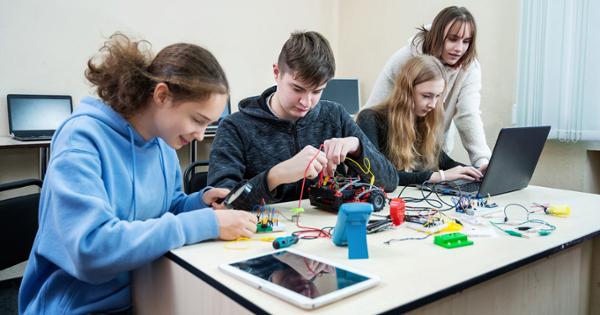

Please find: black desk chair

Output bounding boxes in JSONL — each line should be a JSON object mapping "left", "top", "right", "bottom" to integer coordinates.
{"left": 183, "top": 160, "right": 209, "bottom": 194}
{"left": 0, "top": 178, "right": 43, "bottom": 314}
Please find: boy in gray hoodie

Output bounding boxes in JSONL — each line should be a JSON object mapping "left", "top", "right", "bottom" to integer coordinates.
{"left": 208, "top": 31, "right": 398, "bottom": 210}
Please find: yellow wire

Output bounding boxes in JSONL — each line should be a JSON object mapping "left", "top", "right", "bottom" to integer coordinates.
{"left": 345, "top": 156, "right": 375, "bottom": 185}
{"left": 224, "top": 236, "right": 276, "bottom": 250}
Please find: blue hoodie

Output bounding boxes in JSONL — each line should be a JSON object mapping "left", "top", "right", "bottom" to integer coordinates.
{"left": 19, "top": 97, "right": 220, "bottom": 314}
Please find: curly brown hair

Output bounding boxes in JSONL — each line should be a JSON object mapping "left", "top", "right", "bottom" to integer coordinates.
{"left": 85, "top": 33, "right": 228, "bottom": 118}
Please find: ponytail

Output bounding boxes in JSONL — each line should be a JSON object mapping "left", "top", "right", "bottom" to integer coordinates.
{"left": 86, "top": 32, "right": 229, "bottom": 118}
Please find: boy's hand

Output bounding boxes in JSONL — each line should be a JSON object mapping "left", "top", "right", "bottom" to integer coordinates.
{"left": 202, "top": 188, "right": 230, "bottom": 208}
{"left": 268, "top": 145, "right": 327, "bottom": 191}
{"left": 323, "top": 137, "right": 360, "bottom": 177}
{"left": 215, "top": 210, "right": 258, "bottom": 240}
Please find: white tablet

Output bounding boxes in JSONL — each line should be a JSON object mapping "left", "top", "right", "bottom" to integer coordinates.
{"left": 219, "top": 249, "right": 379, "bottom": 309}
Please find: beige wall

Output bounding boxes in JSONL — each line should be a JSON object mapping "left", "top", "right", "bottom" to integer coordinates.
{"left": 337, "top": 0, "right": 599, "bottom": 193}
{"left": 0, "top": 0, "right": 338, "bottom": 192}
{"left": 1, "top": 0, "right": 598, "bottom": 193}
{"left": 337, "top": 0, "right": 519, "bottom": 166}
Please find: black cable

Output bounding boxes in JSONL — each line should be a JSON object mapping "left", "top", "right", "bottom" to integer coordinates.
{"left": 399, "top": 181, "right": 460, "bottom": 212}
{"left": 502, "top": 203, "right": 533, "bottom": 222}
{"left": 421, "top": 181, "right": 463, "bottom": 211}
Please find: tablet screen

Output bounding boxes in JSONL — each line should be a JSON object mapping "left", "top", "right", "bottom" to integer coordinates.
{"left": 229, "top": 250, "right": 371, "bottom": 299}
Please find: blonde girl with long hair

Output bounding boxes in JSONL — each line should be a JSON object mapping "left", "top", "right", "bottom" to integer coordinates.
{"left": 357, "top": 55, "right": 482, "bottom": 185}
{"left": 365, "top": 6, "right": 491, "bottom": 172}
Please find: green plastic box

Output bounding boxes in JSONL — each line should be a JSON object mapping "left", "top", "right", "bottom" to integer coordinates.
{"left": 434, "top": 233, "right": 474, "bottom": 249}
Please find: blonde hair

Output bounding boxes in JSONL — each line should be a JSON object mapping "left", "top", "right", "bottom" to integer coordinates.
{"left": 370, "top": 55, "right": 447, "bottom": 171}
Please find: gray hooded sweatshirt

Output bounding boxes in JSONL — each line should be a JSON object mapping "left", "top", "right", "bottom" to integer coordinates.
{"left": 208, "top": 86, "right": 399, "bottom": 210}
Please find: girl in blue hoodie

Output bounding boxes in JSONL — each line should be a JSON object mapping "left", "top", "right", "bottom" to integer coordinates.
{"left": 19, "top": 33, "right": 258, "bottom": 314}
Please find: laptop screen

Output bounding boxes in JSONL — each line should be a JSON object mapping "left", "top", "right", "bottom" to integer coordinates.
{"left": 7, "top": 94, "right": 72, "bottom": 133}
{"left": 321, "top": 79, "right": 361, "bottom": 115}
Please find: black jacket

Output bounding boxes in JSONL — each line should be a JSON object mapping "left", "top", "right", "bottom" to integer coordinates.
{"left": 208, "top": 86, "right": 399, "bottom": 210}
{"left": 356, "top": 108, "right": 463, "bottom": 186}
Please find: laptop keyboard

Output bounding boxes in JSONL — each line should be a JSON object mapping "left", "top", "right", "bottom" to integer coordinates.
{"left": 15, "top": 136, "right": 52, "bottom": 141}
{"left": 457, "top": 181, "right": 481, "bottom": 192}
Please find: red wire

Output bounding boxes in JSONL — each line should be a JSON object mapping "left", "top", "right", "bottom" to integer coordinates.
{"left": 303, "top": 257, "right": 315, "bottom": 275}
{"left": 294, "top": 228, "right": 331, "bottom": 239}
{"left": 297, "top": 144, "right": 324, "bottom": 208}
{"left": 294, "top": 144, "right": 331, "bottom": 239}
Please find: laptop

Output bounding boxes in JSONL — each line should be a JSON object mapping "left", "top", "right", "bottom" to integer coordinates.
{"left": 424, "top": 126, "right": 551, "bottom": 197}
{"left": 321, "top": 78, "right": 361, "bottom": 116}
{"left": 7, "top": 94, "right": 73, "bottom": 141}
{"left": 205, "top": 98, "right": 230, "bottom": 135}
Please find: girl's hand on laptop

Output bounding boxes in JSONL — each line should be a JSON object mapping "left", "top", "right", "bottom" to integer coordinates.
{"left": 431, "top": 166, "right": 483, "bottom": 183}
{"left": 323, "top": 137, "right": 360, "bottom": 177}
{"left": 478, "top": 163, "right": 489, "bottom": 174}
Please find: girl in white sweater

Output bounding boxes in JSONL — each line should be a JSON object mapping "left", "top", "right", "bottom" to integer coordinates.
{"left": 366, "top": 6, "right": 491, "bottom": 170}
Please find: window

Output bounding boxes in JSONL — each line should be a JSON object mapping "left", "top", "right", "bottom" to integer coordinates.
{"left": 515, "top": 0, "right": 600, "bottom": 141}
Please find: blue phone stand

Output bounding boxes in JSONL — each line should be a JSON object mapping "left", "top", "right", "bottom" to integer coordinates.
{"left": 332, "top": 203, "right": 373, "bottom": 259}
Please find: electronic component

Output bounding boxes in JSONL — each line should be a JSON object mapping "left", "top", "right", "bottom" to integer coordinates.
{"left": 454, "top": 213, "right": 485, "bottom": 226}
{"left": 309, "top": 175, "right": 387, "bottom": 212}
{"left": 364, "top": 197, "right": 406, "bottom": 234}
{"left": 389, "top": 198, "right": 406, "bottom": 226}
{"left": 443, "top": 221, "right": 463, "bottom": 232}
{"left": 546, "top": 204, "right": 571, "bottom": 217}
{"left": 403, "top": 215, "right": 447, "bottom": 234}
{"left": 254, "top": 205, "right": 285, "bottom": 233}
{"left": 366, "top": 219, "right": 392, "bottom": 234}
{"left": 490, "top": 203, "right": 557, "bottom": 237}
{"left": 452, "top": 196, "right": 497, "bottom": 212}
{"left": 403, "top": 222, "right": 448, "bottom": 234}
{"left": 332, "top": 203, "right": 373, "bottom": 259}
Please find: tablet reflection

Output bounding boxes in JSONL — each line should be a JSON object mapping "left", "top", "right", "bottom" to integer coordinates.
{"left": 270, "top": 267, "right": 320, "bottom": 298}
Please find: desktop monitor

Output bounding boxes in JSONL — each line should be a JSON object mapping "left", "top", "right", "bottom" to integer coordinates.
{"left": 321, "top": 79, "right": 361, "bottom": 115}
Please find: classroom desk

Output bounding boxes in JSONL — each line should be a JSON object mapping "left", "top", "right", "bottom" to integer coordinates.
{"left": 133, "top": 185, "right": 600, "bottom": 314}
{"left": 0, "top": 136, "right": 50, "bottom": 179}
{"left": 1, "top": 133, "right": 214, "bottom": 180}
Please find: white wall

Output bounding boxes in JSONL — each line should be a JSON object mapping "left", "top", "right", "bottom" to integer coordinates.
{"left": 337, "top": 0, "right": 520, "bottom": 164}
{"left": 1, "top": 0, "right": 598, "bottom": 193}
{"left": 0, "top": 0, "right": 338, "bottom": 187}
{"left": 0, "top": 0, "right": 339, "bottom": 125}
{"left": 336, "top": 0, "right": 599, "bottom": 193}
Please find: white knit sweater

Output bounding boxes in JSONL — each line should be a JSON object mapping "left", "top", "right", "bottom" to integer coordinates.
{"left": 366, "top": 35, "right": 491, "bottom": 167}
